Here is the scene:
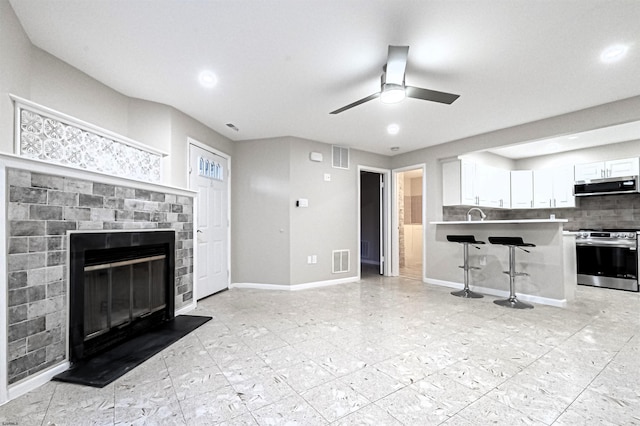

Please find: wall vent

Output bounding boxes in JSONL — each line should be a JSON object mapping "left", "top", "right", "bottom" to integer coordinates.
{"left": 361, "top": 240, "right": 370, "bottom": 259}
{"left": 332, "top": 145, "right": 349, "bottom": 169}
{"left": 332, "top": 249, "right": 350, "bottom": 273}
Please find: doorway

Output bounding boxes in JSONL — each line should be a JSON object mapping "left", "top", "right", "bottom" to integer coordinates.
{"left": 394, "top": 167, "right": 424, "bottom": 280}
{"left": 358, "top": 166, "right": 391, "bottom": 278}
{"left": 188, "top": 139, "right": 230, "bottom": 299}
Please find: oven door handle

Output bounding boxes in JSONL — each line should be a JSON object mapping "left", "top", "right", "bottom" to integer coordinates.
{"left": 576, "top": 240, "right": 637, "bottom": 249}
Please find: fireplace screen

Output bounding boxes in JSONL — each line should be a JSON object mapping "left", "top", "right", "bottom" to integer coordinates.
{"left": 69, "top": 230, "right": 175, "bottom": 362}
{"left": 84, "top": 255, "right": 166, "bottom": 340}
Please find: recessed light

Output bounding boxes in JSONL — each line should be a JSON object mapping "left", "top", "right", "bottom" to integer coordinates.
{"left": 544, "top": 142, "right": 562, "bottom": 153}
{"left": 390, "top": 146, "right": 400, "bottom": 152}
{"left": 600, "top": 44, "right": 628, "bottom": 63}
{"left": 387, "top": 124, "right": 400, "bottom": 135}
{"left": 198, "top": 70, "right": 217, "bottom": 88}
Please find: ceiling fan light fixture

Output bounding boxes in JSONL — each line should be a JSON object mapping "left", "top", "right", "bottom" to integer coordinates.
{"left": 380, "top": 84, "right": 406, "bottom": 104}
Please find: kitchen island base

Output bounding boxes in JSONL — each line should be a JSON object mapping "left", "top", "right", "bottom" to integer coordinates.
{"left": 430, "top": 220, "right": 576, "bottom": 308}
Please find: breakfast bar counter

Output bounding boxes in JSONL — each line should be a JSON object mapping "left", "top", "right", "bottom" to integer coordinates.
{"left": 429, "top": 219, "right": 576, "bottom": 307}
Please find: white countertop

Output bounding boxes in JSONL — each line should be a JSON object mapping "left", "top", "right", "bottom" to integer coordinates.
{"left": 430, "top": 219, "right": 569, "bottom": 225}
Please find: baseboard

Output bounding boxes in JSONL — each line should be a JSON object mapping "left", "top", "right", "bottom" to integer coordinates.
{"left": 4, "top": 361, "right": 70, "bottom": 405}
{"left": 361, "top": 259, "right": 381, "bottom": 266}
{"left": 231, "top": 276, "right": 359, "bottom": 291}
{"left": 424, "top": 277, "right": 568, "bottom": 308}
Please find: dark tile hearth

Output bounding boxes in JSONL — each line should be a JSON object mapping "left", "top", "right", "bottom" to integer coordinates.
{"left": 52, "top": 315, "right": 211, "bottom": 388}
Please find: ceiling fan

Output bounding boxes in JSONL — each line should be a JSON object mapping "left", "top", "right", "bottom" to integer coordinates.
{"left": 330, "top": 45, "right": 460, "bottom": 114}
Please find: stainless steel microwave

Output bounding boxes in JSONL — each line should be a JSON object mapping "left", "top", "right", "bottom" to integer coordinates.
{"left": 574, "top": 176, "right": 640, "bottom": 196}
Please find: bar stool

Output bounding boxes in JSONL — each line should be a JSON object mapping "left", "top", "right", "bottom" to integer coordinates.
{"left": 446, "top": 235, "right": 485, "bottom": 298}
{"left": 488, "top": 236, "right": 536, "bottom": 309}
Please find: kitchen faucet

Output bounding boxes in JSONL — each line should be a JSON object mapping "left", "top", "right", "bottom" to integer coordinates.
{"left": 467, "top": 207, "right": 487, "bottom": 221}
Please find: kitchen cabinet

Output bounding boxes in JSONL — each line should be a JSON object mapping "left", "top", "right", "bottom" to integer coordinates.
{"left": 574, "top": 157, "right": 639, "bottom": 181}
{"left": 442, "top": 160, "right": 510, "bottom": 207}
{"left": 443, "top": 160, "right": 476, "bottom": 206}
{"left": 479, "top": 166, "right": 510, "bottom": 208}
{"left": 510, "top": 170, "right": 533, "bottom": 208}
{"left": 533, "top": 165, "right": 575, "bottom": 208}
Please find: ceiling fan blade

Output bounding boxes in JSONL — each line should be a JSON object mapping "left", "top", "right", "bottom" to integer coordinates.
{"left": 330, "top": 92, "right": 380, "bottom": 114}
{"left": 406, "top": 86, "right": 460, "bottom": 105}
{"left": 385, "top": 45, "right": 409, "bottom": 85}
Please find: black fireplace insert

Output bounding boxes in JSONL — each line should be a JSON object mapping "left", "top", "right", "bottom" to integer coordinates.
{"left": 69, "top": 230, "right": 175, "bottom": 362}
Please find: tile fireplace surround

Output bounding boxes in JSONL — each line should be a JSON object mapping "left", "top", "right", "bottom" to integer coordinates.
{"left": 0, "top": 153, "right": 195, "bottom": 404}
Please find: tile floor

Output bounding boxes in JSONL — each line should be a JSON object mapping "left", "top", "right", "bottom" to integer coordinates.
{"left": 1, "top": 272, "right": 639, "bottom": 425}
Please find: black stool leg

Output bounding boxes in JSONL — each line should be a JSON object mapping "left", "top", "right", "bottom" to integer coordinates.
{"left": 451, "top": 242, "right": 483, "bottom": 298}
{"left": 494, "top": 245, "right": 533, "bottom": 309}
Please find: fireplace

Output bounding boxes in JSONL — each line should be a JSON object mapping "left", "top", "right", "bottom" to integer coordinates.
{"left": 69, "top": 230, "right": 175, "bottom": 362}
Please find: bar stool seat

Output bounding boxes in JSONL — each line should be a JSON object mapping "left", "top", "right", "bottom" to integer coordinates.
{"left": 446, "top": 235, "right": 485, "bottom": 298}
{"left": 488, "top": 236, "right": 536, "bottom": 309}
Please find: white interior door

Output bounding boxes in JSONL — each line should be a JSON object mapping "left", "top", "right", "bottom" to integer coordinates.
{"left": 189, "top": 142, "right": 229, "bottom": 299}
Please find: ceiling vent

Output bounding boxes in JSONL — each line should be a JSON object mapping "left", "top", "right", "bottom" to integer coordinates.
{"left": 332, "top": 145, "right": 349, "bottom": 169}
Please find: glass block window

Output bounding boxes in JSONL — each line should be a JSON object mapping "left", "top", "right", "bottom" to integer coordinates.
{"left": 13, "top": 96, "right": 166, "bottom": 183}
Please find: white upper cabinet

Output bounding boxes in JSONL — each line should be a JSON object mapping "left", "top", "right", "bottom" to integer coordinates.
{"left": 479, "top": 166, "right": 510, "bottom": 208}
{"left": 533, "top": 165, "right": 575, "bottom": 208}
{"left": 606, "top": 158, "right": 639, "bottom": 178}
{"left": 574, "top": 157, "right": 639, "bottom": 181}
{"left": 460, "top": 161, "right": 478, "bottom": 205}
{"left": 510, "top": 170, "right": 533, "bottom": 208}
{"left": 443, "top": 160, "right": 479, "bottom": 206}
{"left": 442, "top": 160, "right": 510, "bottom": 208}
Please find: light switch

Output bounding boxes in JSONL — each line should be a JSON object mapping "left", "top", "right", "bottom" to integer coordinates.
{"left": 297, "top": 198, "right": 309, "bottom": 208}
{"left": 324, "top": 173, "right": 331, "bottom": 182}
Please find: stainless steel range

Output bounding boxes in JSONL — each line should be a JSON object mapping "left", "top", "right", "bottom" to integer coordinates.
{"left": 575, "top": 229, "right": 639, "bottom": 292}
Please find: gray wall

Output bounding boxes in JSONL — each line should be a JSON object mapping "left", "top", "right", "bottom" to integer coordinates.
{"left": 0, "top": 0, "right": 31, "bottom": 153}
{"left": 233, "top": 136, "right": 390, "bottom": 286}
{"left": 232, "top": 138, "right": 291, "bottom": 285}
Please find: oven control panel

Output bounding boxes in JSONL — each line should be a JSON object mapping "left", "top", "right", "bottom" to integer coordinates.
{"left": 576, "top": 231, "right": 638, "bottom": 240}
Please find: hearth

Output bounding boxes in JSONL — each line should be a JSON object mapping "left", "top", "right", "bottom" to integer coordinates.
{"left": 68, "top": 230, "right": 175, "bottom": 362}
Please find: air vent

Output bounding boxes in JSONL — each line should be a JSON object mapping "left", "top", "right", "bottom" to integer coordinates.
{"left": 332, "top": 145, "right": 349, "bottom": 169}
{"left": 332, "top": 249, "right": 350, "bottom": 274}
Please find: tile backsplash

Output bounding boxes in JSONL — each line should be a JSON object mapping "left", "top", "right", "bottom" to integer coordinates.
{"left": 443, "top": 193, "right": 640, "bottom": 230}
